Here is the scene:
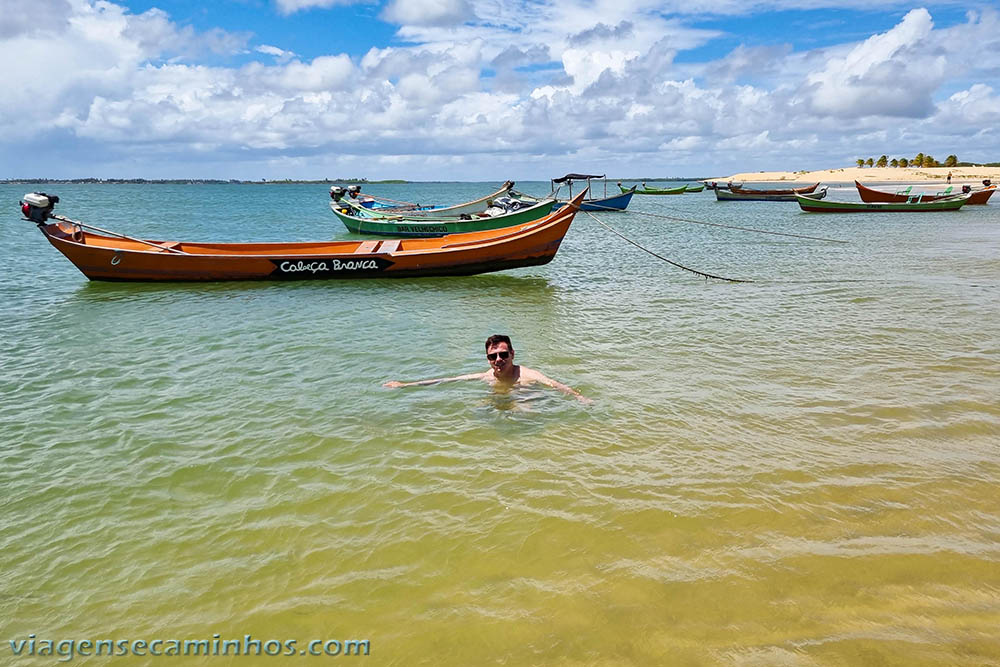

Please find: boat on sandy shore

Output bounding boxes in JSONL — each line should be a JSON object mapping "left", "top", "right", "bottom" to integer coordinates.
{"left": 18, "top": 191, "right": 584, "bottom": 281}
{"left": 795, "top": 192, "right": 969, "bottom": 213}
{"left": 330, "top": 196, "right": 556, "bottom": 237}
{"left": 855, "top": 180, "right": 996, "bottom": 205}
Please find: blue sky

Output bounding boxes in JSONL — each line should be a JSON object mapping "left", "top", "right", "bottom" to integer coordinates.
{"left": 1, "top": 0, "right": 997, "bottom": 180}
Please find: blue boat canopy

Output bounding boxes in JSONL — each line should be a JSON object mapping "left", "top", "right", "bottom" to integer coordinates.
{"left": 552, "top": 173, "right": 605, "bottom": 183}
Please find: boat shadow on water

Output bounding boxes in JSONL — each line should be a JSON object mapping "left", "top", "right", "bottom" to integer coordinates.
{"left": 70, "top": 273, "right": 560, "bottom": 303}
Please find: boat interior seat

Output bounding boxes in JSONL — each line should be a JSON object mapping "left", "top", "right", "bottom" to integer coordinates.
{"left": 354, "top": 240, "right": 379, "bottom": 254}
{"left": 942, "top": 186, "right": 953, "bottom": 195}
{"left": 377, "top": 239, "right": 400, "bottom": 254}
{"left": 896, "top": 186, "right": 912, "bottom": 195}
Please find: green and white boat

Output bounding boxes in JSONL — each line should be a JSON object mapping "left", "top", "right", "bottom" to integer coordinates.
{"left": 618, "top": 182, "right": 687, "bottom": 195}
{"left": 331, "top": 197, "right": 556, "bottom": 237}
{"left": 795, "top": 192, "right": 970, "bottom": 213}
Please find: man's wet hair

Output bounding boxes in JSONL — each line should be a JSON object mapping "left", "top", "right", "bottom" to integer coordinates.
{"left": 485, "top": 334, "right": 513, "bottom": 352}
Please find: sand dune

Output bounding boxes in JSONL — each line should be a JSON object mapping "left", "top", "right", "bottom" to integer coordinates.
{"left": 709, "top": 166, "right": 1000, "bottom": 184}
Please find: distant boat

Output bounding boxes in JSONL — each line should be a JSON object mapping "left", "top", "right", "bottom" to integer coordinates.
{"left": 855, "top": 180, "right": 996, "bottom": 206}
{"left": 617, "top": 182, "right": 686, "bottom": 195}
{"left": 546, "top": 173, "right": 635, "bottom": 211}
{"left": 683, "top": 184, "right": 705, "bottom": 193}
{"left": 717, "top": 185, "right": 827, "bottom": 202}
{"left": 331, "top": 196, "right": 556, "bottom": 237}
{"left": 730, "top": 182, "right": 821, "bottom": 195}
{"left": 331, "top": 181, "right": 516, "bottom": 216}
{"left": 18, "top": 191, "right": 585, "bottom": 281}
{"left": 796, "top": 192, "right": 969, "bottom": 213}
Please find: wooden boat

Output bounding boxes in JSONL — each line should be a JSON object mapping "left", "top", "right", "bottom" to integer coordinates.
{"left": 331, "top": 181, "right": 516, "bottom": 216}
{"left": 730, "top": 182, "right": 820, "bottom": 196}
{"left": 18, "top": 191, "right": 584, "bottom": 282}
{"left": 683, "top": 184, "right": 705, "bottom": 193}
{"left": 795, "top": 192, "right": 969, "bottom": 213}
{"left": 617, "top": 182, "right": 686, "bottom": 195}
{"left": 547, "top": 173, "right": 635, "bottom": 212}
{"left": 855, "top": 180, "right": 996, "bottom": 205}
{"left": 551, "top": 188, "right": 634, "bottom": 211}
{"left": 330, "top": 197, "right": 556, "bottom": 237}
{"left": 717, "top": 186, "right": 827, "bottom": 202}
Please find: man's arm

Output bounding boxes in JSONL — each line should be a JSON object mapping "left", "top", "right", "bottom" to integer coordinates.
{"left": 523, "top": 368, "right": 592, "bottom": 403}
{"left": 383, "top": 372, "right": 485, "bottom": 388}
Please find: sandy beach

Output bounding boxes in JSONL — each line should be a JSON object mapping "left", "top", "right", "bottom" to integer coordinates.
{"left": 712, "top": 166, "right": 1000, "bottom": 184}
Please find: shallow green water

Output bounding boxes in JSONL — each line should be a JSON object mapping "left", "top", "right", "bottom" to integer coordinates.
{"left": 2, "top": 182, "right": 998, "bottom": 665}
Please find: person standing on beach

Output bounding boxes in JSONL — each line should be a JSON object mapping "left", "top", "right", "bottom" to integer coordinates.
{"left": 383, "top": 334, "right": 591, "bottom": 403}
{"left": 947, "top": 172, "right": 952, "bottom": 184}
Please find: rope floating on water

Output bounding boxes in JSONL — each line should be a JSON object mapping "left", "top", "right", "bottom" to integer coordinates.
{"left": 573, "top": 201, "right": 849, "bottom": 244}
{"left": 582, "top": 210, "right": 753, "bottom": 283}
{"left": 624, "top": 206, "right": 849, "bottom": 244}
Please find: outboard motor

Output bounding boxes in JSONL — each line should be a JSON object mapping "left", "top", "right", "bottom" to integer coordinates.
{"left": 330, "top": 186, "right": 345, "bottom": 201}
{"left": 347, "top": 185, "right": 361, "bottom": 199}
{"left": 962, "top": 185, "right": 972, "bottom": 194}
{"left": 20, "top": 192, "right": 59, "bottom": 224}
{"left": 984, "top": 179, "right": 992, "bottom": 187}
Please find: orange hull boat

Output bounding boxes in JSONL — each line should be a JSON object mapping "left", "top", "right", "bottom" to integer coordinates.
{"left": 855, "top": 180, "right": 996, "bottom": 205}
{"left": 23, "top": 192, "right": 585, "bottom": 282}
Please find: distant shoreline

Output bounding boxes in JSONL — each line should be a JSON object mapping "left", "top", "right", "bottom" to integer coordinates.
{"left": 0, "top": 178, "right": 409, "bottom": 185}
{"left": 5, "top": 167, "right": 999, "bottom": 185}
{"left": 2, "top": 177, "right": 714, "bottom": 185}
{"left": 708, "top": 166, "right": 1000, "bottom": 184}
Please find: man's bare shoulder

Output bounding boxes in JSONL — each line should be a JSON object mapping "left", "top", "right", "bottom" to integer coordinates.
{"left": 515, "top": 366, "right": 550, "bottom": 384}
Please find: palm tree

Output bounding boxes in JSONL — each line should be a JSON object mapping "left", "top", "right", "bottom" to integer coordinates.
{"left": 866, "top": 157, "right": 874, "bottom": 168}
{"left": 890, "top": 158, "right": 899, "bottom": 168}
{"left": 899, "top": 157, "right": 909, "bottom": 167}
{"left": 913, "top": 153, "right": 925, "bottom": 167}
{"left": 876, "top": 155, "right": 888, "bottom": 168}
{"left": 944, "top": 155, "right": 958, "bottom": 167}
{"left": 924, "top": 155, "right": 937, "bottom": 167}
{"left": 857, "top": 158, "right": 866, "bottom": 168}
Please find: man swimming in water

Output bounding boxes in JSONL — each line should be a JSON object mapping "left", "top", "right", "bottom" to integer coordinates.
{"left": 383, "top": 334, "right": 591, "bottom": 403}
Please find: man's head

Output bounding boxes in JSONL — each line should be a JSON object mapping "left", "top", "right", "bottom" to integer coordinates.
{"left": 485, "top": 334, "right": 514, "bottom": 373}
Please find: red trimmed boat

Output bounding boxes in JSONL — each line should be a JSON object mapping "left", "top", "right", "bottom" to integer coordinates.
{"left": 855, "top": 180, "right": 996, "bottom": 205}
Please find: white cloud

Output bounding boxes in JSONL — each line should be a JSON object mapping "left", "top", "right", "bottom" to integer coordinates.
{"left": 381, "top": 0, "right": 476, "bottom": 26}
{"left": 804, "top": 8, "right": 943, "bottom": 118}
{"left": 256, "top": 44, "right": 296, "bottom": 62}
{"left": 933, "top": 84, "right": 1000, "bottom": 128}
{"left": 273, "top": 0, "right": 360, "bottom": 14}
{"left": 1, "top": 1, "right": 999, "bottom": 179}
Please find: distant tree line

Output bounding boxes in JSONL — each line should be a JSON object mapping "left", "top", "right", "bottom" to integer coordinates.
{"left": 855, "top": 154, "right": 960, "bottom": 168}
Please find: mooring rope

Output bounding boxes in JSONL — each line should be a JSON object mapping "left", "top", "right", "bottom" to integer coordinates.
{"left": 581, "top": 210, "right": 753, "bottom": 283}
{"left": 586, "top": 203, "right": 848, "bottom": 244}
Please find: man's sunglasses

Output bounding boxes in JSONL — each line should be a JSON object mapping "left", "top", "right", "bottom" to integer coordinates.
{"left": 487, "top": 350, "right": 510, "bottom": 361}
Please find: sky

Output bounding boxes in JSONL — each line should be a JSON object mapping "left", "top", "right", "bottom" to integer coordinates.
{"left": 2, "top": 0, "right": 998, "bottom": 181}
